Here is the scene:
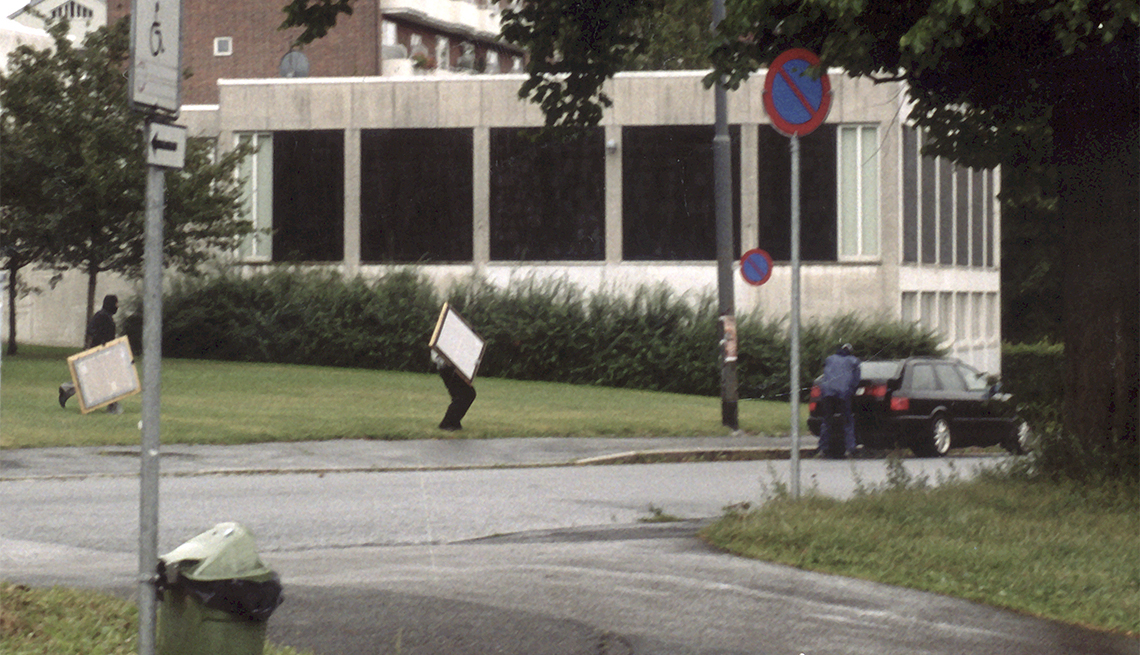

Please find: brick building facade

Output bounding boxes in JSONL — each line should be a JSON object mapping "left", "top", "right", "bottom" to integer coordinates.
{"left": 106, "top": 0, "right": 523, "bottom": 105}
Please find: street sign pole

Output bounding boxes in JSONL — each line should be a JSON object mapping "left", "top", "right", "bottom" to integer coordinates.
{"left": 138, "top": 163, "right": 164, "bottom": 655}
{"left": 713, "top": 0, "right": 738, "bottom": 429}
{"left": 130, "top": 0, "right": 182, "bottom": 652}
{"left": 789, "top": 135, "right": 801, "bottom": 498}
{"left": 761, "top": 48, "right": 831, "bottom": 499}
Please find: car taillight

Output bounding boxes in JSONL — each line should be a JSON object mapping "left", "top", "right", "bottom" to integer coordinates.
{"left": 868, "top": 384, "right": 889, "bottom": 398}
{"left": 890, "top": 396, "right": 910, "bottom": 412}
{"left": 809, "top": 385, "right": 821, "bottom": 398}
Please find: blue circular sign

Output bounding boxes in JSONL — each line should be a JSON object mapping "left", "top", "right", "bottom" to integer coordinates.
{"left": 763, "top": 48, "right": 832, "bottom": 137}
{"left": 740, "top": 248, "right": 774, "bottom": 286}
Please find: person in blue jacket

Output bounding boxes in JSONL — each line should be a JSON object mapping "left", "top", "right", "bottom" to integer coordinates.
{"left": 817, "top": 343, "right": 861, "bottom": 458}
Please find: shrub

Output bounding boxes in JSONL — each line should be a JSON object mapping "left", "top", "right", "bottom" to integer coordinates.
{"left": 124, "top": 270, "right": 943, "bottom": 398}
{"left": 1001, "top": 340, "right": 1063, "bottom": 429}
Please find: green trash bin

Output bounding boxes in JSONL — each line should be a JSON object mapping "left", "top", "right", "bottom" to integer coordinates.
{"left": 157, "top": 522, "right": 284, "bottom": 655}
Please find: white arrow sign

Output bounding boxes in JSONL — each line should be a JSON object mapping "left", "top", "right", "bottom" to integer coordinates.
{"left": 129, "top": 0, "right": 182, "bottom": 114}
{"left": 146, "top": 122, "right": 186, "bottom": 169}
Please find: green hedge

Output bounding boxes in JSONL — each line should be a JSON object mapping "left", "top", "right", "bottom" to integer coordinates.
{"left": 124, "top": 269, "right": 943, "bottom": 398}
{"left": 1001, "top": 341, "right": 1064, "bottom": 427}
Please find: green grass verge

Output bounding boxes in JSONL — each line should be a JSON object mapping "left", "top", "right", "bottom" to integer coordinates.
{"left": 700, "top": 473, "right": 1140, "bottom": 635}
{"left": 0, "top": 583, "right": 311, "bottom": 655}
{"left": 1, "top": 346, "right": 800, "bottom": 448}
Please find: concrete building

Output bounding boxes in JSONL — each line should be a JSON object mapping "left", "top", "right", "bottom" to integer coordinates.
{"left": 1, "top": 16, "right": 53, "bottom": 72}
{"left": 2, "top": 5, "right": 1002, "bottom": 373}
{"left": 7, "top": 0, "right": 105, "bottom": 42}
{"left": 173, "top": 71, "right": 999, "bottom": 372}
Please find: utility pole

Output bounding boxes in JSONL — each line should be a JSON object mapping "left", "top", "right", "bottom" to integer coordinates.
{"left": 713, "top": 0, "right": 738, "bottom": 429}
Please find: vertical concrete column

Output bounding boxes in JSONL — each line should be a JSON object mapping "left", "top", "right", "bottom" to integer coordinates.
{"left": 343, "top": 127, "right": 361, "bottom": 275}
{"left": 604, "top": 124, "right": 623, "bottom": 264}
{"left": 473, "top": 126, "right": 491, "bottom": 267}
{"left": 740, "top": 123, "right": 759, "bottom": 252}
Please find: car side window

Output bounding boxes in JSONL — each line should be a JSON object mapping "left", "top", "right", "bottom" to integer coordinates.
{"left": 907, "top": 364, "right": 937, "bottom": 391}
{"left": 957, "top": 364, "right": 990, "bottom": 391}
{"left": 935, "top": 364, "right": 967, "bottom": 392}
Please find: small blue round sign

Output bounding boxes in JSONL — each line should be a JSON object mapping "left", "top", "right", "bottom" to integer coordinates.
{"left": 740, "top": 248, "right": 774, "bottom": 286}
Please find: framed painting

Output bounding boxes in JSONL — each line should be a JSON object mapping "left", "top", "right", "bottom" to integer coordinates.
{"left": 66, "top": 336, "right": 141, "bottom": 414}
{"left": 428, "top": 303, "right": 485, "bottom": 384}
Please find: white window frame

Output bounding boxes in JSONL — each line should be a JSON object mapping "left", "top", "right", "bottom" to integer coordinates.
{"left": 214, "top": 37, "right": 233, "bottom": 57}
{"left": 236, "top": 133, "right": 273, "bottom": 261}
{"left": 837, "top": 124, "right": 880, "bottom": 260}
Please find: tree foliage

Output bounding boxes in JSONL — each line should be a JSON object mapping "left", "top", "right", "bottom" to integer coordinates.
{"left": 500, "top": 0, "right": 1139, "bottom": 452}
{"left": 0, "top": 18, "right": 255, "bottom": 351}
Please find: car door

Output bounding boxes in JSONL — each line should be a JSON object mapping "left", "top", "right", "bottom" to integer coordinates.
{"left": 954, "top": 362, "right": 1009, "bottom": 443}
{"left": 933, "top": 362, "right": 975, "bottom": 438}
{"left": 902, "top": 362, "right": 942, "bottom": 420}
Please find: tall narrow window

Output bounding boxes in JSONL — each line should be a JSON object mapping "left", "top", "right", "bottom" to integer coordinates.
{"left": 902, "top": 128, "right": 919, "bottom": 263}
{"left": 273, "top": 131, "right": 344, "bottom": 262}
{"left": 838, "top": 125, "right": 879, "bottom": 258}
{"left": 237, "top": 133, "right": 273, "bottom": 261}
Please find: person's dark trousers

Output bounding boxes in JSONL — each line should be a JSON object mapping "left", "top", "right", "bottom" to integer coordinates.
{"left": 818, "top": 395, "right": 856, "bottom": 457}
{"left": 838, "top": 395, "right": 856, "bottom": 455}
{"left": 817, "top": 395, "right": 837, "bottom": 456}
{"left": 439, "top": 367, "right": 476, "bottom": 430}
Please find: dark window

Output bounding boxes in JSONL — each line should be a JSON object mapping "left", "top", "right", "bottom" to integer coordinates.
{"left": 622, "top": 125, "right": 740, "bottom": 260}
{"left": 490, "top": 128, "right": 605, "bottom": 260}
{"left": 908, "top": 364, "right": 936, "bottom": 391}
{"left": 971, "top": 169, "right": 985, "bottom": 268}
{"left": 939, "top": 159, "right": 954, "bottom": 264}
{"left": 902, "top": 128, "right": 919, "bottom": 263}
{"left": 757, "top": 125, "right": 836, "bottom": 261}
{"left": 360, "top": 129, "right": 473, "bottom": 262}
{"left": 956, "top": 166, "right": 970, "bottom": 266}
{"left": 920, "top": 137, "right": 937, "bottom": 264}
{"left": 985, "top": 170, "right": 995, "bottom": 267}
{"left": 273, "top": 131, "right": 344, "bottom": 262}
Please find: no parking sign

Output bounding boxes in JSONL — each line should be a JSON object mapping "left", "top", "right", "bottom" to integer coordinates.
{"left": 740, "top": 248, "right": 774, "bottom": 286}
{"left": 763, "top": 48, "right": 831, "bottom": 137}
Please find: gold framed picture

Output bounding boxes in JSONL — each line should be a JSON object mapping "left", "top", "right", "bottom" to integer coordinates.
{"left": 428, "top": 303, "right": 486, "bottom": 384}
{"left": 66, "top": 336, "right": 141, "bottom": 414}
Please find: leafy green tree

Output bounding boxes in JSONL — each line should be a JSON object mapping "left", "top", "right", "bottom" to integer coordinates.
{"left": 1, "top": 18, "right": 254, "bottom": 351}
{"left": 496, "top": 0, "right": 1138, "bottom": 452}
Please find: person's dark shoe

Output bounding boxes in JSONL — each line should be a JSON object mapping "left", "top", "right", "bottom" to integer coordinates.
{"left": 439, "top": 424, "right": 461, "bottom": 431}
{"left": 58, "top": 384, "right": 75, "bottom": 408}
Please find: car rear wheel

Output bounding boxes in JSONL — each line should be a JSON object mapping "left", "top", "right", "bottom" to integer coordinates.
{"left": 914, "top": 414, "right": 952, "bottom": 457}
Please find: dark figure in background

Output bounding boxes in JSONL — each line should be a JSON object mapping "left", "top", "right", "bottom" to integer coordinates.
{"left": 433, "top": 351, "right": 476, "bottom": 431}
{"left": 817, "top": 343, "right": 861, "bottom": 459}
{"left": 59, "top": 294, "right": 121, "bottom": 412}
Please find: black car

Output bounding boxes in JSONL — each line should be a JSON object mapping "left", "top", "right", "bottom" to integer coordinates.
{"left": 807, "top": 357, "right": 1030, "bottom": 457}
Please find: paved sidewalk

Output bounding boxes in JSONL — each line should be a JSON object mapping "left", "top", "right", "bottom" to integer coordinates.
{"left": 0, "top": 434, "right": 813, "bottom": 480}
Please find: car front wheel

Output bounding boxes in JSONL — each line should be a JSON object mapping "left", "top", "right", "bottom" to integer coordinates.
{"left": 1001, "top": 420, "right": 1033, "bottom": 455}
{"left": 914, "top": 414, "right": 952, "bottom": 457}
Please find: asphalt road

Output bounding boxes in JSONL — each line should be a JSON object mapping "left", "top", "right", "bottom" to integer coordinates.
{"left": 2, "top": 441, "right": 1135, "bottom": 655}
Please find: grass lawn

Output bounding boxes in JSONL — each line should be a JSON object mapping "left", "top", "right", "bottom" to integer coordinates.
{"left": 4, "top": 346, "right": 1136, "bottom": 641}
{"left": 0, "top": 583, "right": 311, "bottom": 655}
{"left": 701, "top": 472, "right": 1140, "bottom": 636}
{"left": 1, "top": 346, "right": 800, "bottom": 449}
